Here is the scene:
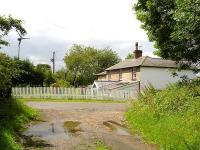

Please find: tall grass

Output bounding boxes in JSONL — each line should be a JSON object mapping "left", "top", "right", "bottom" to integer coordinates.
{"left": 125, "top": 78, "right": 200, "bottom": 149}
{"left": 0, "top": 98, "right": 38, "bottom": 150}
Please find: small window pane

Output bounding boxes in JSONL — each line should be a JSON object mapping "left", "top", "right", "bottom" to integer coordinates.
{"left": 132, "top": 68, "right": 137, "bottom": 80}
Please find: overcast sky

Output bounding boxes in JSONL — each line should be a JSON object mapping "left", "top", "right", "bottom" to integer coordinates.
{"left": 0, "top": 0, "right": 155, "bottom": 70}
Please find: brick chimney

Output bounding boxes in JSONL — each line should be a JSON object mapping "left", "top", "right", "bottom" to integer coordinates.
{"left": 134, "top": 42, "right": 142, "bottom": 59}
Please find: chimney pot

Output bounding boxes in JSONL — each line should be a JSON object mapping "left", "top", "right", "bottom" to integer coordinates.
{"left": 134, "top": 42, "right": 142, "bottom": 59}
{"left": 135, "top": 42, "right": 138, "bottom": 50}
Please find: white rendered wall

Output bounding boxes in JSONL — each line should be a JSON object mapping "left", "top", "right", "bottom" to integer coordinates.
{"left": 140, "top": 67, "right": 196, "bottom": 89}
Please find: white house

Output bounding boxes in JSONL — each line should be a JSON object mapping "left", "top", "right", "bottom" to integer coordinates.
{"left": 94, "top": 42, "right": 197, "bottom": 91}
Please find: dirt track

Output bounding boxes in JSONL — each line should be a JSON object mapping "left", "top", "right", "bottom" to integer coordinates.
{"left": 24, "top": 102, "right": 155, "bottom": 150}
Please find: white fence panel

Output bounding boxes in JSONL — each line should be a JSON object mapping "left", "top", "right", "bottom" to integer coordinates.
{"left": 12, "top": 85, "right": 139, "bottom": 100}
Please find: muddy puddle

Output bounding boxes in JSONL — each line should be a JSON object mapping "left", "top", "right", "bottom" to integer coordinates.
{"left": 103, "top": 120, "right": 131, "bottom": 136}
{"left": 23, "top": 121, "right": 81, "bottom": 142}
{"left": 63, "top": 121, "right": 82, "bottom": 136}
{"left": 23, "top": 120, "right": 133, "bottom": 149}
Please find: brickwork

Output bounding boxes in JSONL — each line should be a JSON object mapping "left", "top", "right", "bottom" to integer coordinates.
{"left": 97, "top": 67, "right": 140, "bottom": 82}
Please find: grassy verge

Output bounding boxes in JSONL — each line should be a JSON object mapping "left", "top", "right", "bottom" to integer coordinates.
{"left": 125, "top": 79, "right": 200, "bottom": 149}
{"left": 0, "top": 98, "right": 38, "bottom": 150}
{"left": 18, "top": 98, "right": 126, "bottom": 103}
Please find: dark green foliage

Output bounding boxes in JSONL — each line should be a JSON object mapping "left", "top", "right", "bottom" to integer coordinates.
{"left": 64, "top": 44, "right": 120, "bottom": 86}
{"left": 0, "top": 53, "right": 55, "bottom": 88}
{"left": 0, "top": 54, "right": 13, "bottom": 99}
{"left": 44, "top": 71, "right": 55, "bottom": 86}
{"left": 134, "top": 0, "right": 200, "bottom": 65}
{"left": 53, "top": 69, "right": 72, "bottom": 87}
{"left": 35, "top": 64, "right": 55, "bottom": 86}
{"left": 11, "top": 59, "right": 40, "bottom": 86}
{"left": 126, "top": 78, "right": 200, "bottom": 149}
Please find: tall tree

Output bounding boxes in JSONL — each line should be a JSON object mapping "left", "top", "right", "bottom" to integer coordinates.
{"left": 64, "top": 44, "right": 120, "bottom": 86}
{"left": 0, "top": 15, "right": 26, "bottom": 98}
{"left": 35, "top": 64, "right": 55, "bottom": 86}
{"left": 96, "top": 48, "right": 121, "bottom": 73}
{"left": 134, "top": 0, "right": 200, "bottom": 66}
{"left": 0, "top": 15, "right": 26, "bottom": 48}
{"left": 125, "top": 53, "right": 135, "bottom": 59}
{"left": 53, "top": 68, "right": 72, "bottom": 87}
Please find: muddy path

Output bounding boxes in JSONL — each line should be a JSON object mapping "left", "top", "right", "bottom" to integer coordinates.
{"left": 23, "top": 102, "right": 155, "bottom": 150}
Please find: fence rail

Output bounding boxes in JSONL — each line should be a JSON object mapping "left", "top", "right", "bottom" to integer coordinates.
{"left": 12, "top": 87, "right": 138, "bottom": 100}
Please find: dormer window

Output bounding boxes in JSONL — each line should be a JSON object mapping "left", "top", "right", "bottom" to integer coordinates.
{"left": 132, "top": 68, "right": 137, "bottom": 80}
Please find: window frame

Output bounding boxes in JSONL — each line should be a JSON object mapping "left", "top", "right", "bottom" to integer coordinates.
{"left": 132, "top": 67, "right": 137, "bottom": 80}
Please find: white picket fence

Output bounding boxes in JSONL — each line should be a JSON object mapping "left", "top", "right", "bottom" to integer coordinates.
{"left": 12, "top": 87, "right": 138, "bottom": 100}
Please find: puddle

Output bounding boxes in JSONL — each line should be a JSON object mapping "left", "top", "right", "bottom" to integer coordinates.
{"left": 63, "top": 121, "right": 82, "bottom": 136}
{"left": 23, "top": 121, "right": 82, "bottom": 144}
{"left": 23, "top": 122, "right": 70, "bottom": 141}
{"left": 103, "top": 121, "right": 131, "bottom": 136}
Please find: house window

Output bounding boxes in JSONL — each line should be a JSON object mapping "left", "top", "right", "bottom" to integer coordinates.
{"left": 132, "top": 68, "right": 137, "bottom": 80}
{"left": 119, "top": 69, "right": 122, "bottom": 80}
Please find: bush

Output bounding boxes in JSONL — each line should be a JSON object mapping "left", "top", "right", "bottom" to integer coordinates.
{"left": 125, "top": 78, "right": 200, "bottom": 149}
{"left": 51, "top": 79, "right": 71, "bottom": 87}
{"left": 0, "top": 67, "right": 12, "bottom": 100}
{"left": 0, "top": 98, "right": 38, "bottom": 150}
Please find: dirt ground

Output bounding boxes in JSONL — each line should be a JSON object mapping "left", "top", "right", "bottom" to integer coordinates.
{"left": 24, "top": 102, "right": 155, "bottom": 150}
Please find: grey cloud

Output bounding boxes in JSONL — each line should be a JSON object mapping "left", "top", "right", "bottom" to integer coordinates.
{"left": 1, "top": 36, "right": 155, "bottom": 70}
{"left": 83, "top": 40, "right": 155, "bottom": 59}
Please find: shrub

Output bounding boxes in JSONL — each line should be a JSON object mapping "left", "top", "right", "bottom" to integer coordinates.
{"left": 51, "top": 79, "right": 71, "bottom": 87}
{"left": 0, "top": 67, "right": 12, "bottom": 100}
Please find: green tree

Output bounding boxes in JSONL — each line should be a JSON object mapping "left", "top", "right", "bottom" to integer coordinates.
{"left": 12, "top": 59, "right": 36, "bottom": 86}
{"left": 54, "top": 68, "right": 72, "bottom": 87}
{"left": 0, "top": 53, "right": 53, "bottom": 87}
{"left": 0, "top": 15, "right": 26, "bottom": 48}
{"left": 35, "top": 64, "right": 55, "bottom": 86}
{"left": 96, "top": 48, "right": 121, "bottom": 73}
{"left": 36, "top": 64, "right": 51, "bottom": 73}
{"left": 64, "top": 44, "right": 120, "bottom": 86}
{"left": 0, "top": 15, "right": 26, "bottom": 98}
{"left": 134, "top": 0, "right": 200, "bottom": 65}
{"left": 125, "top": 53, "right": 134, "bottom": 59}
{"left": 44, "top": 72, "right": 55, "bottom": 86}
{"left": 54, "top": 68, "right": 67, "bottom": 80}
{"left": 0, "top": 66, "right": 12, "bottom": 99}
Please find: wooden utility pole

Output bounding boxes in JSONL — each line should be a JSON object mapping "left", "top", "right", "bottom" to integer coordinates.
{"left": 17, "top": 36, "right": 30, "bottom": 59}
{"left": 50, "top": 51, "right": 55, "bottom": 73}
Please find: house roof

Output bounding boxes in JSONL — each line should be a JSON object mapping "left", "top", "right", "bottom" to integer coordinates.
{"left": 93, "top": 81, "right": 119, "bottom": 88}
{"left": 105, "top": 56, "right": 179, "bottom": 71}
{"left": 142, "top": 57, "right": 178, "bottom": 68}
{"left": 93, "top": 81, "right": 138, "bottom": 90}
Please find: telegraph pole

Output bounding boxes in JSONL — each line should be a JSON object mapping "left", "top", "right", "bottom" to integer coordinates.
{"left": 50, "top": 51, "right": 55, "bottom": 73}
{"left": 17, "top": 37, "right": 30, "bottom": 59}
